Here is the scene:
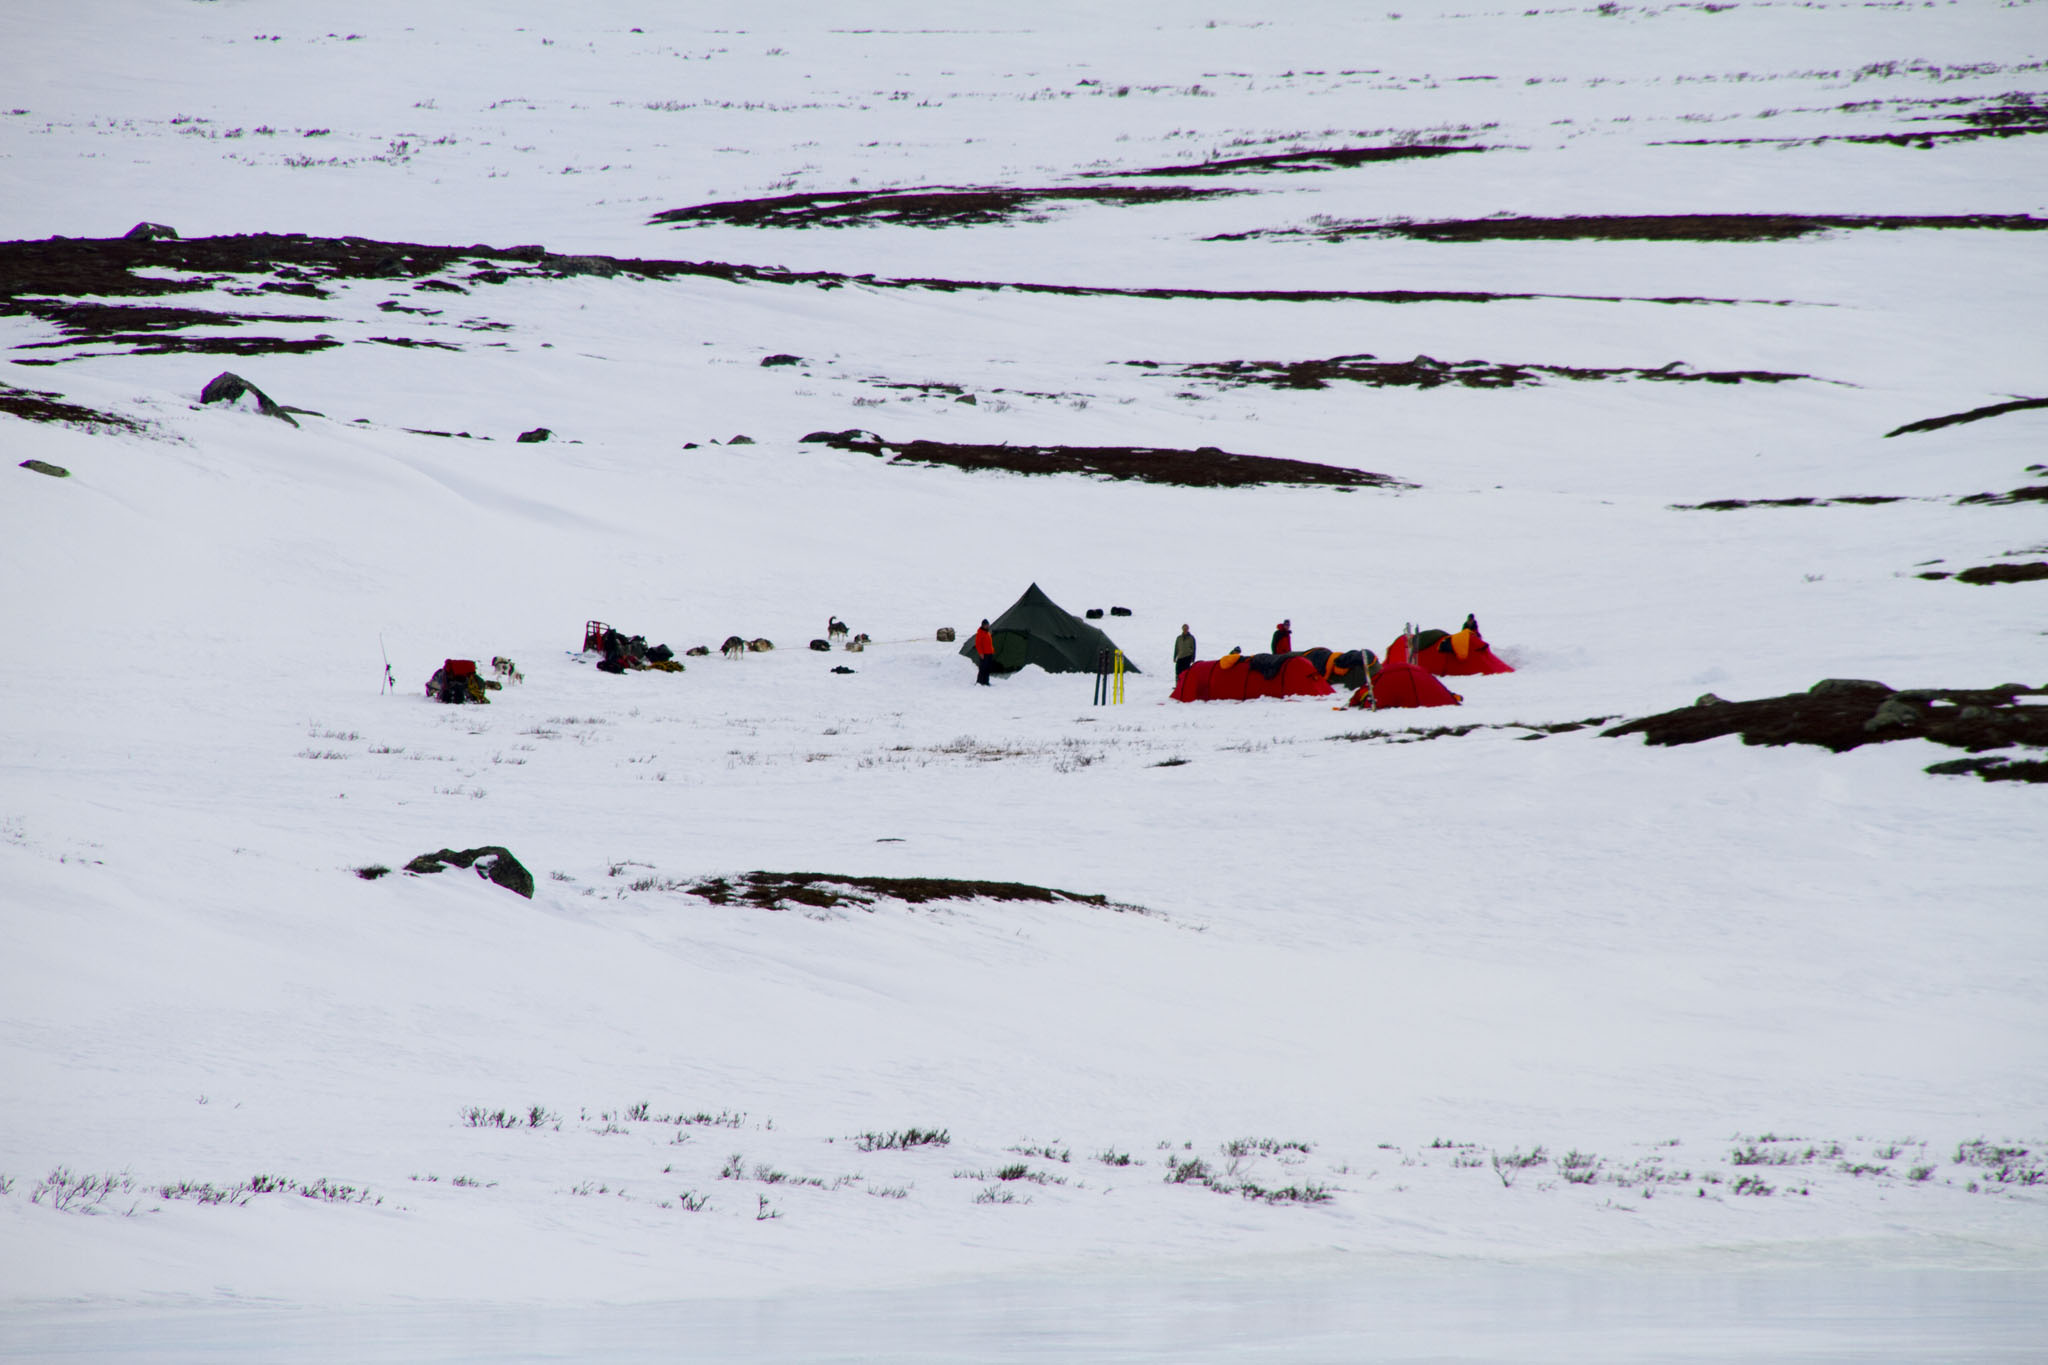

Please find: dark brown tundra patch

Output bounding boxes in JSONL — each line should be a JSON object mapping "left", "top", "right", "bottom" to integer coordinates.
{"left": 799, "top": 429, "right": 1407, "bottom": 491}
{"left": 1605, "top": 679, "right": 2048, "bottom": 756}
{"left": 1886, "top": 397, "right": 2048, "bottom": 438}
{"left": 1209, "top": 213, "right": 2048, "bottom": 244}
{"left": 687, "top": 872, "right": 1145, "bottom": 913}
{"left": 649, "top": 184, "right": 1234, "bottom": 230}
{"left": 1157, "top": 354, "right": 1816, "bottom": 391}
{"left": 1672, "top": 496, "right": 1909, "bottom": 510}
{"left": 1093, "top": 143, "right": 1487, "bottom": 177}
{"left": 0, "top": 383, "right": 146, "bottom": 433}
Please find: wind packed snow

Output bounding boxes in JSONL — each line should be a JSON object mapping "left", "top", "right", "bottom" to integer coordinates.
{"left": 1, "top": 1, "right": 2044, "bottom": 1359}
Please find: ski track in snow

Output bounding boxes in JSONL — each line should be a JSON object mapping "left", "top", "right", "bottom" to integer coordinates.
{"left": 1, "top": 1, "right": 2045, "bottom": 1358}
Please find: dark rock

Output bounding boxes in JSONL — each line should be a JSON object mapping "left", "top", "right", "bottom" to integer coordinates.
{"left": 729, "top": 434, "right": 755, "bottom": 445}
{"left": 1607, "top": 680, "right": 2048, "bottom": 757}
{"left": 1110, "top": 606, "right": 1132, "bottom": 616}
{"left": 1927, "top": 755, "right": 2048, "bottom": 783}
{"left": 832, "top": 665, "right": 856, "bottom": 674}
{"left": 760, "top": 353, "right": 802, "bottom": 367}
{"left": 403, "top": 845, "right": 534, "bottom": 898}
{"left": 198, "top": 371, "right": 298, "bottom": 426}
{"left": 1085, "top": 608, "right": 1105, "bottom": 619}
{"left": 954, "top": 393, "right": 977, "bottom": 405}
{"left": 1809, "top": 678, "right": 1893, "bottom": 697}
{"left": 936, "top": 627, "right": 956, "bottom": 642}
{"left": 19, "top": 459, "right": 69, "bottom": 477}
{"left": 516, "top": 427, "right": 552, "bottom": 443}
{"left": 549, "top": 254, "right": 617, "bottom": 277}
{"left": 124, "top": 222, "right": 178, "bottom": 241}
{"left": 1694, "top": 693, "right": 1726, "bottom": 707}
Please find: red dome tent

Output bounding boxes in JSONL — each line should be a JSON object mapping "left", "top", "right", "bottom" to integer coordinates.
{"left": 1173, "top": 654, "right": 1335, "bottom": 702}
{"left": 1346, "top": 660, "right": 1462, "bottom": 709}
{"left": 1386, "top": 626, "right": 1514, "bottom": 677}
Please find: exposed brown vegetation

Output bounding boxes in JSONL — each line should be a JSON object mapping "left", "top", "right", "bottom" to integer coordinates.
{"left": 1672, "top": 495, "right": 1908, "bottom": 510}
{"left": 1209, "top": 213, "right": 2048, "bottom": 245}
{"left": 1096, "top": 144, "right": 1485, "bottom": 177}
{"left": 1604, "top": 679, "right": 2048, "bottom": 756}
{"left": 687, "top": 872, "right": 1141, "bottom": 913}
{"left": 1918, "top": 562, "right": 2048, "bottom": 585}
{"left": 1886, "top": 397, "right": 2048, "bottom": 438}
{"left": 1158, "top": 354, "right": 1815, "bottom": 391}
{"left": 799, "top": 429, "right": 1407, "bottom": 490}
{"left": 649, "top": 184, "right": 1231, "bottom": 230}
{"left": 0, "top": 382, "right": 146, "bottom": 433}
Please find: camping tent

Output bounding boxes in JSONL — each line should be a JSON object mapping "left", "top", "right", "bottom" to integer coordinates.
{"left": 958, "top": 582, "right": 1140, "bottom": 676}
{"left": 1347, "top": 660, "right": 1462, "bottom": 709}
{"left": 1173, "top": 653, "right": 1334, "bottom": 702}
{"left": 1386, "top": 627, "right": 1514, "bottom": 677}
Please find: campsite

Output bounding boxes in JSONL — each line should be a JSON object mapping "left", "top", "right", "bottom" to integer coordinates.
{"left": 1, "top": 2, "right": 2044, "bottom": 1360}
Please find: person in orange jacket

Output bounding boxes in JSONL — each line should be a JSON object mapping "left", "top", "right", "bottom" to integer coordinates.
{"left": 973, "top": 619, "right": 996, "bottom": 685}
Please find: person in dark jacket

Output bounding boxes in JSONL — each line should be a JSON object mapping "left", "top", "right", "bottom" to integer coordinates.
{"left": 1271, "top": 619, "right": 1292, "bottom": 654}
{"left": 973, "top": 620, "right": 996, "bottom": 685}
{"left": 1173, "top": 624, "right": 1197, "bottom": 678}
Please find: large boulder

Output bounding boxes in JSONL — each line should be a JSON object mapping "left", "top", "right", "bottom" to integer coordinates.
{"left": 404, "top": 846, "right": 534, "bottom": 898}
{"left": 199, "top": 371, "right": 300, "bottom": 426}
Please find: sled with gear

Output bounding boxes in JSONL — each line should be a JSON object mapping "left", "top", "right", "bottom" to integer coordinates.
{"left": 426, "top": 658, "right": 501, "bottom": 704}
{"left": 580, "top": 622, "right": 683, "bottom": 675}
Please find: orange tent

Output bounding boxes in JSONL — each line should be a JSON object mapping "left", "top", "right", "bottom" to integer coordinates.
{"left": 1386, "top": 627, "right": 1513, "bottom": 677}
{"left": 1174, "top": 654, "right": 1335, "bottom": 702}
{"left": 1347, "top": 660, "right": 1462, "bottom": 709}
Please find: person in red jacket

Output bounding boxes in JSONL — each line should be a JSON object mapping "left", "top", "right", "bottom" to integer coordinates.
{"left": 1270, "top": 619, "right": 1292, "bottom": 654}
{"left": 973, "top": 620, "right": 996, "bottom": 685}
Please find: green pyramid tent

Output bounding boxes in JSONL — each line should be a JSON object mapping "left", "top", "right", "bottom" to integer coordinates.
{"left": 958, "top": 583, "right": 1141, "bottom": 676}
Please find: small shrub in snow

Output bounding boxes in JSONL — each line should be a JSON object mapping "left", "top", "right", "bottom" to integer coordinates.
{"left": 1560, "top": 1150, "right": 1600, "bottom": 1184}
{"left": 1222, "top": 1137, "right": 1311, "bottom": 1159}
{"left": 30, "top": 1168, "right": 132, "bottom": 1213}
{"left": 974, "top": 1185, "right": 1028, "bottom": 1204}
{"left": 1732, "top": 1174, "right": 1774, "bottom": 1196}
{"left": 854, "top": 1127, "right": 949, "bottom": 1151}
{"left": 1165, "top": 1155, "right": 1212, "bottom": 1184}
{"left": 1008, "top": 1143, "right": 1069, "bottom": 1163}
{"left": 461, "top": 1104, "right": 557, "bottom": 1129}
{"left": 1491, "top": 1146, "right": 1547, "bottom": 1188}
{"left": 1095, "top": 1149, "right": 1135, "bottom": 1167}
{"left": 1909, "top": 1164, "right": 1936, "bottom": 1182}
{"left": 1954, "top": 1139, "right": 2042, "bottom": 1185}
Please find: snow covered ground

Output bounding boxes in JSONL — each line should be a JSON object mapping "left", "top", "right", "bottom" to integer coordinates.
{"left": 2, "top": 1, "right": 2044, "bottom": 1358}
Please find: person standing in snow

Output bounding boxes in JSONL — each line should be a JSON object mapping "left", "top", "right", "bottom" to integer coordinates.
{"left": 973, "top": 619, "right": 996, "bottom": 686}
{"left": 1173, "top": 624, "right": 1197, "bottom": 678}
{"left": 1270, "top": 619, "right": 1292, "bottom": 654}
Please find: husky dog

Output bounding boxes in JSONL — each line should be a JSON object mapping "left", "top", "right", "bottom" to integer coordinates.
{"left": 846, "top": 633, "right": 870, "bottom": 652}
{"left": 490, "top": 656, "right": 523, "bottom": 684}
{"left": 827, "top": 616, "right": 849, "bottom": 641}
{"left": 720, "top": 635, "right": 747, "bottom": 659}
{"left": 809, "top": 638, "right": 832, "bottom": 652}
{"left": 684, "top": 645, "right": 711, "bottom": 657}
{"left": 747, "top": 638, "right": 775, "bottom": 652}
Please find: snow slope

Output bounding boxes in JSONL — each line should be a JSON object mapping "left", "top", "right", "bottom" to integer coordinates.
{"left": 2, "top": 1, "right": 2045, "bottom": 1358}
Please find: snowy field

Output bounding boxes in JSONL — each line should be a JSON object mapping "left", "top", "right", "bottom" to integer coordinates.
{"left": 2, "top": 1, "right": 2045, "bottom": 1359}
